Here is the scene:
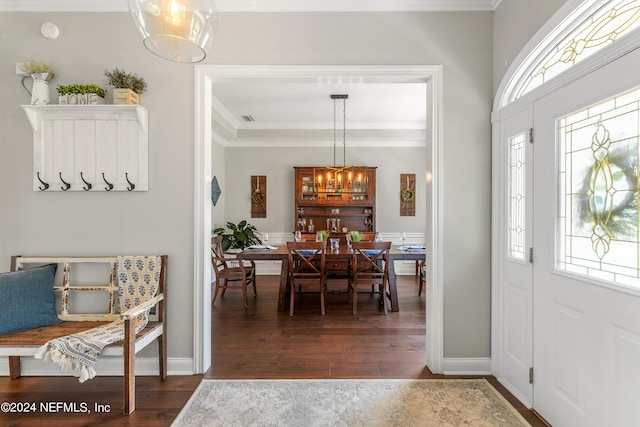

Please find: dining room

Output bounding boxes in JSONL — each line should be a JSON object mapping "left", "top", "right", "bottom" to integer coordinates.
{"left": 199, "top": 68, "right": 441, "bottom": 371}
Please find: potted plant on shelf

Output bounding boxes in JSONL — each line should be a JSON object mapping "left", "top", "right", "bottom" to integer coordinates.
{"left": 20, "top": 58, "right": 53, "bottom": 75}
{"left": 104, "top": 68, "right": 146, "bottom": 105}
{"left": 57, "top": 84, "right": 106, "bottom": 105}
{"left": 19, "top": 59, "right": 54, "bottom": 105}
{"left": 213, "top": 220, "right": 263, "bottom": 251}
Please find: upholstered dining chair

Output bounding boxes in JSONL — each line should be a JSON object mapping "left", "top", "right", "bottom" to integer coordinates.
{"left": 211, "top": 236, "right": 256, "bottom": 308}
{"left": 286, "top": 241, "right": 327, "bottom": 316}
{"left": 349, "top": 241, "right": 391, "bottom": 315}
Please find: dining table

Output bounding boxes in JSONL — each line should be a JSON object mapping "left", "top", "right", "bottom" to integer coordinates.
{"left": 237, "top": 244, "right": 426, "bottom": 313}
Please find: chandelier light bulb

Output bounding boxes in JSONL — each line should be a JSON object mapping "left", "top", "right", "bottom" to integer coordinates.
{"left": 128, "top": 0, "right": 218, "bottom": 63}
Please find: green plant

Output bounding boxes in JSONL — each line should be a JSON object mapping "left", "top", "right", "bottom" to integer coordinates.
{"left": 317, "top": 230, "right": 329, "bottom": 242}
{"left": 20, "top": 59, "right": 53, "bottom": 75}
{"left": 213, "top": 220, "right": 262, "bottom": 251}
{"left": 57, "top": 84, "right": 106, "bottom": 98}
{"left": 348, "top": 231, "right": 361, "bottom": 242}
{"left": 104, "top": 68, "right": 147, "bottom": 94}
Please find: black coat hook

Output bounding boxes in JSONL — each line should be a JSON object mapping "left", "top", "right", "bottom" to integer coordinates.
{"left": 80, "top": 172, "right": 92, "bottom": 191}
{"left": 102, "top": 173, "right": 114, "bottom": 191}
{"left": 36, "top": 172, "right": 49, "bottom": 191}
{"left": 59, "top": 172, "right": 71, "bottom": 191}
{"left": 125, "top": 173, "right": 135, "bottom": 191}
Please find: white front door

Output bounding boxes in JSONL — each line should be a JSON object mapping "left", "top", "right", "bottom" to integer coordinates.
{"left": 499, "top": 106, "right": 534, "bottom": 406}
{"left": 533, "top": 48, "right": 640, "bottom": 426}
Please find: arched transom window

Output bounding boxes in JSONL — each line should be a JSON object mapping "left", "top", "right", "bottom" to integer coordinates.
{"left": 503, "top": 0, "right": 640, "bottom": 107}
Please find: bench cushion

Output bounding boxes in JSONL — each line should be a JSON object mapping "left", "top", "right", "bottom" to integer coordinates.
{"left": 0, "top": 264, "right": 61, "bottom": 336}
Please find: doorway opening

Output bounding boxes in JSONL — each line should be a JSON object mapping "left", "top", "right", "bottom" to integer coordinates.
{"left": 193, "top": 65, "right": 444, "bottom": 375}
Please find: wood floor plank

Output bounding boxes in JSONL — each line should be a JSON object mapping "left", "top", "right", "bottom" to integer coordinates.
{"left": 0, "top": 275, "right": 546, "bottom": 426}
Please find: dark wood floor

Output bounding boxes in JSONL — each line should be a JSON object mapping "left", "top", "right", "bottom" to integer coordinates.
{"left": 1, "top": 274, "right": 546, "bottom": 426}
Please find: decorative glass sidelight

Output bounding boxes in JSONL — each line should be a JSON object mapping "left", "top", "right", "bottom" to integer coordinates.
{"left": 508, "top": 132, "right": 527, "bottom": 260}
{"left": 558, "top": 85, "right": 640, "bottom": 287}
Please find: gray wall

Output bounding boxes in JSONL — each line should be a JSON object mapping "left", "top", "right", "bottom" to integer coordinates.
{"left": 493, "top": 0, "right": 569, "bottom": 93}
{"left": 0, "top": 12, "right": 196, "bottom": 357}
{"left": 220, "top": 147, "right": 427, "bottom": 234}
{"left": 211, "top": 139, "right": 226, "bottom": 231}
{"left": 1, "top": 11, "right": 493, "bottom": 361}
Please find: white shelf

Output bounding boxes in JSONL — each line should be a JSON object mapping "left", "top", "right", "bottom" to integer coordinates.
{"left": 22, "top": 104, "right": 149, "bottom": 192}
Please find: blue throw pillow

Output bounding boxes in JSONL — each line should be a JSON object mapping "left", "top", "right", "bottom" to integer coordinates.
{"left": 0, "top": 263, "right": 61, "bottom": 335}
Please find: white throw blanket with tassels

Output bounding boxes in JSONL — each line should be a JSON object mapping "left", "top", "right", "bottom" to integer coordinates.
{"left": 35, "top": 256, "right": 161, "bottom": 383}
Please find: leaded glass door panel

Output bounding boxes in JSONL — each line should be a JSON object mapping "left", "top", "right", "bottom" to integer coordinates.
{"left": 533, "top": 47, "right": 640, "bottom": 427}
{"left": 499, "top": 106, "right": 533, "bottom": 407}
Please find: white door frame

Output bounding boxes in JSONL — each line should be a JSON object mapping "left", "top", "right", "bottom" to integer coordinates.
{"left": 193, "top": 65, "right": 444, "bottom": 375}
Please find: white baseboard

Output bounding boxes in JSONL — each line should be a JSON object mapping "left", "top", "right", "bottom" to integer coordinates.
{"left": 0, "top": 356, "right": 194, "bottom": 376}
{"left": 443, "top": 357, "right": 492, "bottom": 375}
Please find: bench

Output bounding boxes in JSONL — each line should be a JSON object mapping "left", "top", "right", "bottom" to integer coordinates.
{"left": 0, "top": 255, "right": 167, "bottom": 415}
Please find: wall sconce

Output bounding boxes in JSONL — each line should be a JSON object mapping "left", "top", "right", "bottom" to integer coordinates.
{"left": 127, "top": 0, "right": 218, "bottom": 63}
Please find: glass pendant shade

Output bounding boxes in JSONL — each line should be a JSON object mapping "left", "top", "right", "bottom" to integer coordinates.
{"left": 128, "top": 0, "right": 218, "bottom": 63}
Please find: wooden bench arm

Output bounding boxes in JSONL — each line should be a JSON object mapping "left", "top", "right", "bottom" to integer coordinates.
{"left": 120, "top": 294, "right": 164, "bottom": 320}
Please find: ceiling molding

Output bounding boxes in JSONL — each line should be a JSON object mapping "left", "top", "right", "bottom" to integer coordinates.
{"left": 222, "top": 139, "right": 427, "bottom": 148}
{"left": 0, "top": 0, "right": 497, "bottom": 12}
{"left": 0, "top": 0, "right": 127, "bottom": 12}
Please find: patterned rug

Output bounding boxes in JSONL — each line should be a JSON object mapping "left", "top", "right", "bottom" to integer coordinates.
{"left": 172, "top": 379, "right": 531, "bottom": 426}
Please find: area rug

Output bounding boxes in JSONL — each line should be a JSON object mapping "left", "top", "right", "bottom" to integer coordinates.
{"left": 171, "top": 379, "right": 531, "bottom": 426}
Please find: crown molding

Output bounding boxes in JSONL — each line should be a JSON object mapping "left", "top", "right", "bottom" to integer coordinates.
{"left": 0, "top": 0, "right": 497, "bottom": 12}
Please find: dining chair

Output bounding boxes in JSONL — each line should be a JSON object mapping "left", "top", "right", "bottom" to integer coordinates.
{"left": 211, "top": 236, "right": 256, "bottom": 308}
{"left": 287, "top": 241, "right": 327, "bottom": 316}
{"left": 418, "top": 259, "right": 426, "bottom": 296}
{"left": 346, "top": 232, "right": 380, "bottom": 293}
{"left": 358, "top": 232, "right": 376, "bottom": 241}
{"left": 349, "top": 241, "right": 391, "bottom": 315}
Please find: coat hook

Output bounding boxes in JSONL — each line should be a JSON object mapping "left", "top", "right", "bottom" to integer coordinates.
{"left": 59, "top": 172, "right": 71, "bottom": 191}
{"left": 125, "top": 173, "right": 135, "bottom": 191}
{"left": 80, "top": 172, "right": 92, "bottom": 191}
{"left": 36, "top": 172, "right": 49, "bottom": 191}
{"left": 102, "top": 173, "right": 114, "bottom": 191}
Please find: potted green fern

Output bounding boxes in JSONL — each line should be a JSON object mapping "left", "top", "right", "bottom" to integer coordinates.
{"left": 213, "top": 220, "right": 263, "bottom": 251}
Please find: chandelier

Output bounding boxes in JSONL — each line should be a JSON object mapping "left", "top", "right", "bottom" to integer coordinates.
{"left": 127, "top": 0, "right": 218, "bottom": 63}
{"left": 312, "top": 94, "right": 368, "bottom": 199}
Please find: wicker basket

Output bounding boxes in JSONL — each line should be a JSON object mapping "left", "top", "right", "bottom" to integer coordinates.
{"left": 113, "top": 88, "right": 140, "bottom": 105}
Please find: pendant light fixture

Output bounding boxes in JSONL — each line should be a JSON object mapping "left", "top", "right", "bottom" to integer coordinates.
{"left": 312, "top": 94, "right": 368, "bottom": 199}
{"left": 128, "top": 0, "right": 218, "bottom": 63}
{"left": 331, "top": 94, "right": 348, "bottom": 169}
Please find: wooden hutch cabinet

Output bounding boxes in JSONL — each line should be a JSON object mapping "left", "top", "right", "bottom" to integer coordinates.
{"left": 294, "top": 166, "right": 377, "bottom": 234}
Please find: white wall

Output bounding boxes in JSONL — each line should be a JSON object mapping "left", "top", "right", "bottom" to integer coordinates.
{"left": 1, "top": 10, "right": 493, "bottom": 362}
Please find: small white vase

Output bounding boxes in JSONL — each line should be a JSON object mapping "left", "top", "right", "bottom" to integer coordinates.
{"left": 21, "top": 72, "right": 54, "bottom": 105}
